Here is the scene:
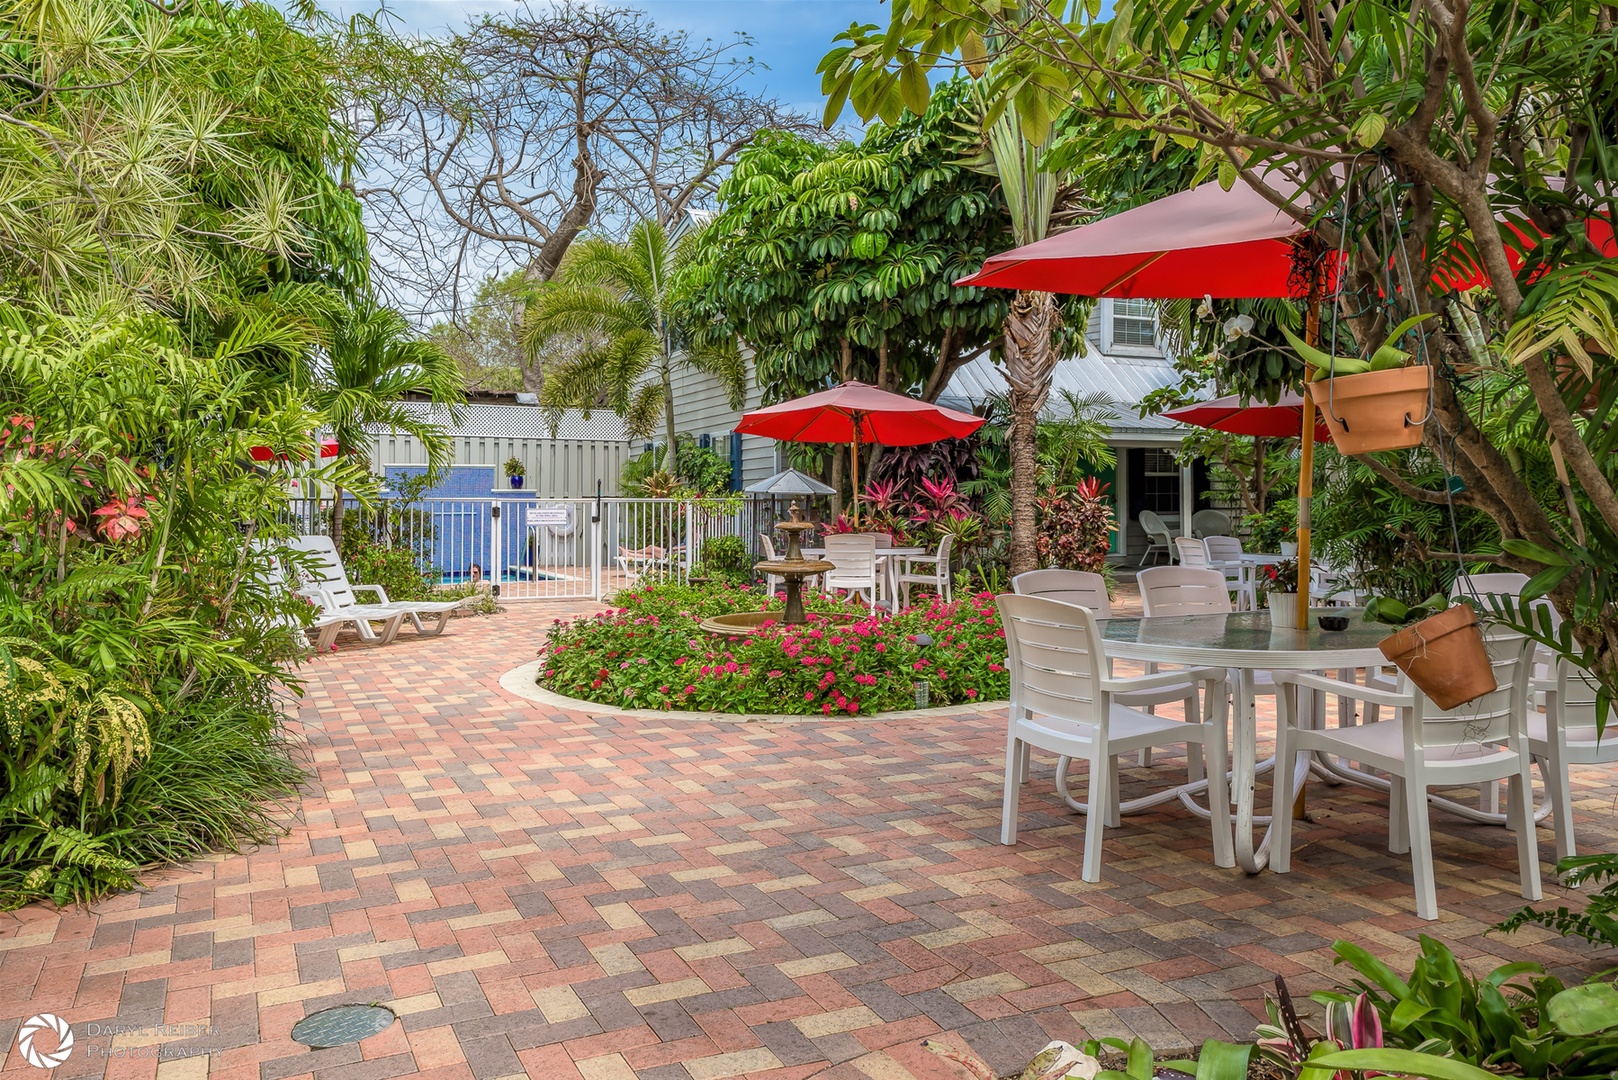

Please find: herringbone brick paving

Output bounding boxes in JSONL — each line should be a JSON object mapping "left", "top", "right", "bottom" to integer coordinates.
{"left": 2, "top": 595, "right": 1612, "bottom": 1080}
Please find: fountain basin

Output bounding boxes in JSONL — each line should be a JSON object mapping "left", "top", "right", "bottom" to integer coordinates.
{"left": 700, "top": 610, "right": 864, "bottom": 638}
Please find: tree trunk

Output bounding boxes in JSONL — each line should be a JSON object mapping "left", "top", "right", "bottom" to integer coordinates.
{"left": 661, "top": 359, "right": 678, "bottom": 477}
{"left": 331, "top": 486, "right": 346, "bottom": 556}
{"left": 1003, "top": 290, "right": 1062, "bottom": 576}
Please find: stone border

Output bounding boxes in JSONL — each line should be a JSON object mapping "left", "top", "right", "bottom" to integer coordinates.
{"left": 498, "top": 659, "right": 1006, "bottom": 725}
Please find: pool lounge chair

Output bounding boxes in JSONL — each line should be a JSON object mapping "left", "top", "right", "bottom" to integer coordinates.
{"left": 290, "top": 535, "right": 461, "bottom": 639}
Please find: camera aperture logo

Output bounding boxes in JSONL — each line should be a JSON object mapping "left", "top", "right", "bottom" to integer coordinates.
{"left": 17, "top": 1013, "right": 74, "bottom": 1069}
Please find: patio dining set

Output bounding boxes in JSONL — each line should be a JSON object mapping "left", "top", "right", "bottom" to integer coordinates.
{"left": 993, "top": 567, "right": 1617, "bottom": 922}
{"left": 760, "top": 530, "right": 956, "bottom": 612}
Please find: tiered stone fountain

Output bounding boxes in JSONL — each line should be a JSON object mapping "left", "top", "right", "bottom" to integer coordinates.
{"left": 699, "top": 501, "right": 840, "bottom": 637}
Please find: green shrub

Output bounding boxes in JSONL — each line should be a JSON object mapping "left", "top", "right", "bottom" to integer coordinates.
{"left": 344, "top": 542, "right": 434, "bottom": 602}
{"left": 699, "top": 535, "right": 751, "bottom": 582}
{"left": 538, "top": 582, "right": 1008, "bottom": 715}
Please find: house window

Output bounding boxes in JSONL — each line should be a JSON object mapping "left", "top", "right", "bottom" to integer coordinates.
{"left": 1106, "top": 298, "right": 1159, "bottom": 353}
{"left": 1140, "top": 448, "right": 1180, "bottom": 513}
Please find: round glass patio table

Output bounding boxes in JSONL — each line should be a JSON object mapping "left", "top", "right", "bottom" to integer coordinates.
{"left": 1099, "top": 610, "right": 1389, "bottom": 874}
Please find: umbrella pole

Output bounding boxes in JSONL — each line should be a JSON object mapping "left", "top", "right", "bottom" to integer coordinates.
{"left": 1293, "top": 299, "right": 1321, "bottom": 823}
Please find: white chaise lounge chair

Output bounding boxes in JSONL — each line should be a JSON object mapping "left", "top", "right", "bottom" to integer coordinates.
{"left": 291, "top": 535, "right": 461, "bottom": 641}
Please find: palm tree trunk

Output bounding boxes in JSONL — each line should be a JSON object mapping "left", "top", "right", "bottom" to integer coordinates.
{"left": 661, "top": 360, "right": 678, "bottom": 477}
{"left": 1003, "top": 290, "right": 1061, "bottom": 576}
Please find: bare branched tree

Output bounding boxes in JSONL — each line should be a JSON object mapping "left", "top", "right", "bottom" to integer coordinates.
{"left": 343, "top": 1, "right": 819, "bottom": 387}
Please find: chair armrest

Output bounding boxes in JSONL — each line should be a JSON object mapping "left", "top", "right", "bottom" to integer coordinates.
{"left": 352, "top": 583, "right": 391, "bottom": 604}
{"left": 1273, "top": 670, "right": 1413, "bottom": 708}
{"left": 900, "top": 555, "right": 944, "bottom": 573}
{"left": 1102, "top": 666, "right": 1225, "bottom": 693}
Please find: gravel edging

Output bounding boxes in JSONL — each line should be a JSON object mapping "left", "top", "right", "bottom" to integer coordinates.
{"left": 498, "top": 659, "right": 1008, "bottom": 724}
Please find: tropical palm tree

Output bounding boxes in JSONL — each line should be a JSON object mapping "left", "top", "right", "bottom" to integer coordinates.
{"left": 966, "top": 92, "right": 1071, "bottom": 575}
{"left": 521, "top": 219, "right": 744, "bottom": 477}
{"left": 305, "top": 300, "right": 464, "bottom": 550}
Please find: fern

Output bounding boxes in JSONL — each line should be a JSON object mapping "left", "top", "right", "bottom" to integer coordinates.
{"left": 1497, "top": 854, "right": 1618, "bottom": 951}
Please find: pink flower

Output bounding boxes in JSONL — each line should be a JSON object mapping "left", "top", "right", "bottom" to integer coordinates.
{"left": 804, "top": 691, "right": 814, "bottom": 701}
{"left": 683, "top": 685, "right": 696, "bottom": 694}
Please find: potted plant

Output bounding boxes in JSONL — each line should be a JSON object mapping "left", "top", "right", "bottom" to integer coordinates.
{"left": 503, "top": 456, "right": 525, "bottom": 489}
{"left": 1281, "top": 313, "right": 1437, "bottom": 455}
{"left": 1262, "top": 558, "right": 1301, "bottom": 628}
{"left": 1363, "top": 592, "right": 1496, "bottom": 709}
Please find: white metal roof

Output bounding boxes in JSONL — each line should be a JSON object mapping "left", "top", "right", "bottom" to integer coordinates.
{"left": 386, "top": 402, "right": 631, "bottom": 442}
{"left": 939, "top": 347, "right": 1186, "bottom": 437}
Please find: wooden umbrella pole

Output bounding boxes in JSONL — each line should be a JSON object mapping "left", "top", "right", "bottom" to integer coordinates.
{"left": 1296, "top": 298, "right": 1318, "bottom": 631}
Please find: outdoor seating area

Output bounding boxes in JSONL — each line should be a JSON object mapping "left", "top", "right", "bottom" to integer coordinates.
{"left": 7, "top": 2, "right": 1618, "bottom": 1079}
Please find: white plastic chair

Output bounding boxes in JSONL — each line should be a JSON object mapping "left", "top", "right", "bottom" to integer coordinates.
{"left": 261, "top": 547, "right": 373, "bottom": 651}
{"left": 1271, "top": 636, "right": 1542, "bottom": 921}
{"left": 996, "top": 594, "right": 1233, "bottom": 881}
{"left": 1011, "top": 569, "right": 1111, "bottom": 615}
{"left": 1138, "top": 565, "right": 1232, "bottom": 616}
{"left": 1532, "top": 659, "right": 1618, "bottom": 864}
{"left": 1015, "top": 568, "right": 1213, "bottom": 792}
{"left": 896, "top": 534, "right": 953, "bottom": 607}
{"left": 291, "top": 535, "right": 460, "bottom": 639}
{"left": 1138, "top": 510, "right": 1175, "bottom": 566}
{"left": 1174, "top": 536, "right": 1212, "bottom": 568}
{"left": 1192, "top": 509, "right": 1232, "bottom": 538}
{"left": 823, "top": 534, "right": 880, "bottom": 612}
{"left": 759, "top": 534, "right": 785, "bottom": 595}
{"left": 1202, "top": 535, "right": 1254, "bottom": 611}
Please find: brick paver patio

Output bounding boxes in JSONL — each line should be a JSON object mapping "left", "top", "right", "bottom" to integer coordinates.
{"left": 2, "top": 595, "right": 1612, "bottom": 1080}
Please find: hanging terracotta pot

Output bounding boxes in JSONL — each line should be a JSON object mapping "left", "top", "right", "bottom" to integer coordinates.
{"left": 1308, "top": 366, "right": 1432, "bottom": 455}
{"left": 1377, "top": 604, "right": 1496, "bottom": 710}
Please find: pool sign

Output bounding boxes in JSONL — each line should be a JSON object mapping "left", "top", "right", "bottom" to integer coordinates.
{"left": 526, "top": 506, "right": 570, "bottom": 527}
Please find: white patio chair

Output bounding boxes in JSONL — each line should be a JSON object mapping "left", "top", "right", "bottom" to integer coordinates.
{"left": 758, "top": 534, "right": 785, "bottom": 595}
{"left": 1011, "top": 569, "right": 1111, "bottom": 614}
{"left": 1174, "top": 536, "right": 1212, "bottom": 568}
{"left": 1533, "top": 658, "right": 1618, "bottom": 864}
{"left": 292, "top": 535, "right": 460, "bottom": 639}
{"left": 1138, "top": 565, "right": 1232, "bottom": 616}
{"left": 822, "top": 534, "right": 880, "bottom": 612}
{"left": 1192, "top": 509, "right": 1232, "bottom": 538}
{"left": 996, "top": 594, "right": 1233, "bottom": 881}
{"left": 259, "top": 547, "right": 374, "bottom": 651}
{"left": 1138, "top": 510, "right": 1175, "bottom": 566}
{"left": 1202, "top": 535, "right": 1254, "bottom": 611}
{"left": 896, "top": 534, "right": 953, "bottom": 607}
{"left": 1271, "top": 636, "right": 1542, "bottom": 921}
{"left": 1447, "top": 571, "right": 1543, "bottom": 814}
{"left": 1014, "top": 568, "right": 1210, "bottom": 789}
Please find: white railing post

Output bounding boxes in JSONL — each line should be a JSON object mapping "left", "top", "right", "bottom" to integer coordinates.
{"left": 684, "top": 500, "right": 696, "bottom": 581}
{"left": 490, "top": 499, "right": 502, "bottom": 596}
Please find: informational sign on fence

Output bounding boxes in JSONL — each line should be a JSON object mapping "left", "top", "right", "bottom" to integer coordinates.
{"left": 526, "top": 505, "right": 571, "bottom": 527}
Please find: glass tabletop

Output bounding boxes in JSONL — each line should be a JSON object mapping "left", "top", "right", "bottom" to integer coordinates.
{"left": 1100, "top": 610, "right": 1388, "bottom": 653}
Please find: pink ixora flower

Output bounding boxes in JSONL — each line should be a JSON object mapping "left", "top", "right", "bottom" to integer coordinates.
{"left": 92, "top": 495, "right": 148, "bottom": 541}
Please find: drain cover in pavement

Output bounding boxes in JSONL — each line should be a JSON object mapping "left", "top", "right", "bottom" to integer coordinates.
{"left": 290, "top": 1004, "right": 396, "bottom": 1048}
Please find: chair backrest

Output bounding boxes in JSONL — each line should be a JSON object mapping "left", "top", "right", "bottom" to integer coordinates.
{"left": 1202, "top": 535, "right": 1243, "bottom": 564}
{"left": 932, "top": 533, "right": 953, "bottom": 572}
{"left": 996, "top": 593, "right": 1106, "bottom": 725}
{"left": 1192, "top": 509, "right": 1232, "bottom": 538}
{"left": 823, "top": 534, "right": 878, "bottom": 584}
{"left": 1450, "top": 572, "right": 1530, "bottom": 602}
{"left": 760, "top": 533, "right": 778, "bottom": 562}
{"left": 869, "top": 532, "right": 893, "bottom": 549}
{"left": 1139, "top": 510, "right": 1171, "bottom": 539}
{"left": 1174, "top": 537, "right": 1211, "bottom": 568}
{"left": 1551, "top": 658, "right": 1618, "bottom": 751}
{"left": 1011, "top": 569, "right": 1112, "bottom": 617}
{"left": 290, "top": 534, "right": 357, "bottom": 607}
{"left": 1409, "top": 635, "right": 1535, "bottom": 750}
{"left": 1138, "top": 566, "right": 1233, "bottom": 617}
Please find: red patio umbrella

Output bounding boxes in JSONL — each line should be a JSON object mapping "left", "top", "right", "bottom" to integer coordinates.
{"left": 1163, "top": 391, "right": 1331, "bottom": 443}
{"left": 250, "top": 439, "right": 340, "bottom": 463}
{"left": 955, "top": 177, "right": 1616, "bottom": 296}
{"left": 735, "top": 381, "right": 985, "bottom": 521}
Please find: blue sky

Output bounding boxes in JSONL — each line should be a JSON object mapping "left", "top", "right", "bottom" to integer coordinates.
{"left": 316, "top": 1, "right": 882, "bottom": 118}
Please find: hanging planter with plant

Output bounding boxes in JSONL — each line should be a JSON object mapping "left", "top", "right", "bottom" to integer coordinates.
{"left": 503, "top": 456, "right": 525, "bottom": 489}
{"left": 1282, "top": 313, "right": 1437, "bottom": 455}
{"left": 1364, "top": 593, "right": 1496, "bottom": 710}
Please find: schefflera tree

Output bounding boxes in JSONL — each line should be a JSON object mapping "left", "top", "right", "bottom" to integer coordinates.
{"left": 821, "top": 0, "right": 1618, "bottom": 707}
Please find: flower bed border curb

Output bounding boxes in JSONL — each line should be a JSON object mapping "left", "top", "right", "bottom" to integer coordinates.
{"left": 499, "top": 660, "right": 1007, "bottom": 724}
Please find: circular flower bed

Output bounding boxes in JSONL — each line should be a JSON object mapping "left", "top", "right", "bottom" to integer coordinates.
{"left": 536, "top": 582, "right": 1009, "bottom": 716}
